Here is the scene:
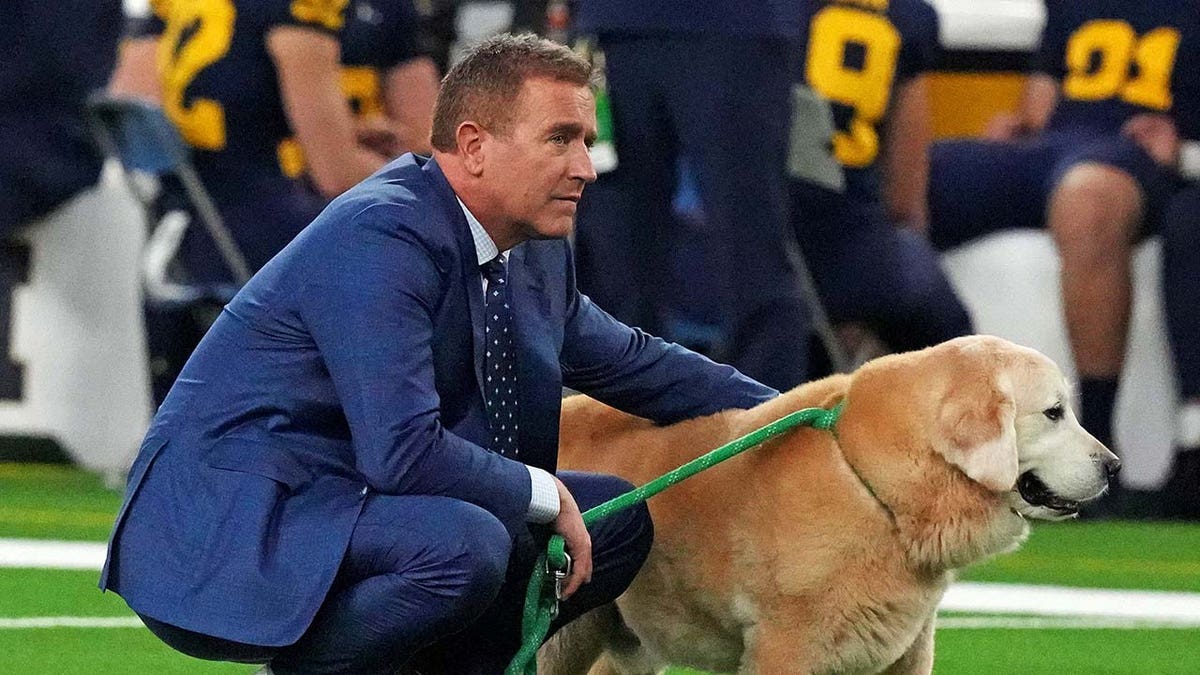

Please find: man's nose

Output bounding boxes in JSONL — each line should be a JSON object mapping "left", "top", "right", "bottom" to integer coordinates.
{"left": 573, "top": 145, "right": 598, "bottom": 184}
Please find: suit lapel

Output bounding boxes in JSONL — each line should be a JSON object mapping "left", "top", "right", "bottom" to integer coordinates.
{"left": 422, "top": 157, "right": 488, "bottom": 395}
{"left": 466, "top": 263, "right": 487, "bottom": 396}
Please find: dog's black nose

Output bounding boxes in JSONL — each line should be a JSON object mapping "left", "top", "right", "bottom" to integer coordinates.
{"left": 1104, "top": 457, "right": 1122, "bottom": 480}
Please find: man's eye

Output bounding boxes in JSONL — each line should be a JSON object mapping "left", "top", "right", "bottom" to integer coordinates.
{"left": 550, "top": 134, "right": 566, "bottom": 145}
{"left": 1043, "top": 404, "right": 1065, "bottom": 422}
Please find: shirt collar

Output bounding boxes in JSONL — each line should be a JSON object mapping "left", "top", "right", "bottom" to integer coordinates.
{"left": 457, "top": 197, "right": 501, "bottom": 266}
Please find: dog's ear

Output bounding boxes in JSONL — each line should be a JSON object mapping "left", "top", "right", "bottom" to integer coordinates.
{"left": 932, "top": 375, "right": 1019, "bottom": 492}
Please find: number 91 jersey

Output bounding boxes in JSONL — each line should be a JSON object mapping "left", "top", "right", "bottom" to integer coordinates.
{"left": 1040, "top": 0, "right": 1200, "bottom": 141}
{"left": 794, "top": 0, "right": 939, "bottom": 204}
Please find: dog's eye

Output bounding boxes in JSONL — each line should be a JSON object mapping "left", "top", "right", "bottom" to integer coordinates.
{"left": 1043, "top": 404, "right": 1065, "bottom": 422}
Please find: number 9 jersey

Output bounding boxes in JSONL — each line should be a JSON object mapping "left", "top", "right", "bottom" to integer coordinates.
{"left": 1040, "top": 0, "right": 1200, "bottom": 142}
{"left": 792, "top": 0, "right": 939, "bottom": 207}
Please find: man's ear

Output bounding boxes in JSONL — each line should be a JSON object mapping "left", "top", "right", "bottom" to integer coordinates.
{"left": 932, "top": 375, "right": 1019, "bottom": 492}
{"left": 456, "top": 121, "right": 486, "bottom": 176}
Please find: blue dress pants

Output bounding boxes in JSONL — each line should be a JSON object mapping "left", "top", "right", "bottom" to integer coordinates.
{"left": 138, "top": 471, "right": 651, "bottom": 674}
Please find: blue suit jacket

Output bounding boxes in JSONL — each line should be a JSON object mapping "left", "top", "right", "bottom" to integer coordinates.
{"left": 99, "top": 155, "right": 777, "bottom": 646}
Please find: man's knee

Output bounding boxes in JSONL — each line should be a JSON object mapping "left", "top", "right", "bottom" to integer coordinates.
{"left": 1049, "top": 163, "right": 1144, "bottom": 253}
{"left": 421, "top": 500, "right": 512, "bottom": 611}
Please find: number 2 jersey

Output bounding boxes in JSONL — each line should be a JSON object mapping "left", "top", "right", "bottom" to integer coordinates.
{"left": 130, "top": 0, "right": 426, "bottom": 278}
{"left": 1039, "top": 0, "right": 1200, "bottom": 143}
{"left": 791, "top": 0, "right": 939, "bottom": 209}
{"left": 151, "top": 0, "right": 348, "bottom": 205}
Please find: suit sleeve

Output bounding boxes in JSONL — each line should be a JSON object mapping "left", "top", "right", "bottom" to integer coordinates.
{"left": 298, "top": 202, "right": 531, "bottom": 522}
{"left": 558, "top": 244, "right": 778, "bottom": 424}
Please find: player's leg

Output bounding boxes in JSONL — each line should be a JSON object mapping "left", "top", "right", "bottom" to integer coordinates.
{"left": 1045, "top": 135, "right": 1173, "bottom": 454}
{"left": 1160, "top": 183, "right": 1200, "bottom": 519}
{"left": 926, "top": 137, "right": 1061, "bottom": 251}
{"left": 573, "top": 36, "right": 677, "bottom": 336}
{"left": 671, "top": 34, "right": 812, "bottom": 390}
{"left": 800, "top": 202, "right": 972, "bottom": 353}
{"left": 1046, "top": 162, "right": 1141, "bottom": 451}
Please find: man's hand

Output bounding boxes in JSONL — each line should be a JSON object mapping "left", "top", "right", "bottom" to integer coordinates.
{"left": 552, "top": 476, "right": 592, "bottom": 599}
{"left": 356, "top": 114, "right": 403, "bottom": 159}
{"left": 1122, "top": 113, "right": 1181, "bottom": 169}
{"left": 982, "top": 112, "right": 1026, "bottom": 142}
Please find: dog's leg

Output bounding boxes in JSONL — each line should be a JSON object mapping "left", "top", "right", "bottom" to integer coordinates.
{"left": 539, "top": 604, "right": 622, "bottom": 675}
{"left": 737, "top": 625, "right": 823, "bottom": 675}
{"left": 879, "top": 616, "right": 934, "bottom": 675}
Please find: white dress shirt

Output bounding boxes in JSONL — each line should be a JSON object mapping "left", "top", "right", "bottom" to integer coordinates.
{"left": 458, "top": 198, "right": 560, "bottom": 524}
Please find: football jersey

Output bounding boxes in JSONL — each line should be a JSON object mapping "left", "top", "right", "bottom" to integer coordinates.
{"left": 0, "top": 0, "right": 123, "bottom": 231}
{"left": 792, "top": 0, "right": 940, "bottom": 206}
{"left": 155, "top": 0, "right": 350, "bottom": 202}
{"left": 276, "top": 0, "right": 430, "bottom": 176}
{"left": 1039, "top": 0, "right": 1200, "bottom": 141}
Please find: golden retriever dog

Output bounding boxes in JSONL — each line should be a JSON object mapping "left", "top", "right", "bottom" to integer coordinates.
{"left": 541, "top": 335, "right": 1118, "bottom": 675}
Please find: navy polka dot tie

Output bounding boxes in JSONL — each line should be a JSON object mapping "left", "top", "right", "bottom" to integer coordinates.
{"left": 481, "top": 256, "right": 519, "bottom": 457}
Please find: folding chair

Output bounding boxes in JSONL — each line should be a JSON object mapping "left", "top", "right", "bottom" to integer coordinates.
{"left": 85, "top": 93, "right": 251, "bottom": 305}
{"left": 786, "top": 84, "right": 854, "bottom": 373}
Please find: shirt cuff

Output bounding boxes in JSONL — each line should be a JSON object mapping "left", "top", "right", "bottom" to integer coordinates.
{"left": 525, "top": 466, "right": 560, "bottom": 524}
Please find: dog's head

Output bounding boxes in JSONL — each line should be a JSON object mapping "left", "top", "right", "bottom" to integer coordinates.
{"left": 838, "top": 335, "right": 1117, "bottom": 525}
{"left": 930, "top": 336, "right": 1117, "bottom": 520}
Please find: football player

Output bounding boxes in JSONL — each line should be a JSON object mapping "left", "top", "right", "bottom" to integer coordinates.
{"left": 927, "top": 0, "right": 1200, "bottom": 514}
{"left": 117, "top": 0, "right": 435, "bottom": 403}
{"left": 789, "top": 0, "right": 973, "bottom": 366}
{"left": 571, "top": 0, "right": 814, "bottom": 391}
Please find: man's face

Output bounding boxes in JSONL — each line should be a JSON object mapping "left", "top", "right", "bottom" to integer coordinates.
{"left": 483, "top": 77, "right": 598, "bottom": 243}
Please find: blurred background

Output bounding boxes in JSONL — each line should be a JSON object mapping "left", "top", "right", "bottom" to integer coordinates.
{"left": 1, "top": 0, "right": 1198, "bottom": 672}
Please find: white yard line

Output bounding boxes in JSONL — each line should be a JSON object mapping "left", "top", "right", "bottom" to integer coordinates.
{"left": 0, "top": 617, "right": 143, "bottom": 629}
{"left": 938, "top": 615, "right": 1200, "bottom": 630}
{"left": 2, "top": 539, "right": 1199, "bottom": 630}
{"left": 0, "top": 538, "right": 107, "bottom": 570}
{"left": 944, "top": 582, "right": 1200, "bottom": 624}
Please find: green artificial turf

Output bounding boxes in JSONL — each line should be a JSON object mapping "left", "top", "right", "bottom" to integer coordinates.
{"left": 0, "top": 464, "right": 122, "bottom": 541}
{"left": 2, "top": 464, "right": 1197, "bottom": 673}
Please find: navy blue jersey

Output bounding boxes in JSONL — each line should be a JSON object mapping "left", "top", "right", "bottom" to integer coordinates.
{"left": 275, "top": 0, "right": 430, "bottom": 177}
{"left": 341, "top": 0, "right": 425, "bottom": 75}
{"left": 0, "top": 0, "right": 123, "bottom": 231}
{"left": 574, "top": 0, "right": 807, "bottom": 39}
{"left": 1038, "top": 0, "right": 1200, "bottom": 140}
{"left": 156, "top": 0, "right": 350, "bottom": 202}
{"left": 125, "top": 0, "right": 169, "bottom": 38}
{"left": 793, "top": 0, "right": 939, "bottom": 205}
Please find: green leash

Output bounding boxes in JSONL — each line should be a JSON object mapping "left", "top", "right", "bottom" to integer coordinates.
{"left": 505, "top": 402, "right": 845, "bottom": 675}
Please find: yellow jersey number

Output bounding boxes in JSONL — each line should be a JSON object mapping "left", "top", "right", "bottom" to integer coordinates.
{"left": 278, "top": 66, "right": 383, "bottom": 178}
{"left": 291, "top": 0, "right": 347, "bottom": 31}
{"left": 159, "top": 0, "right": 236, "bottom": 151}
{"left": 805, "top": 5, "right": 901, "bottom": 168}
{"left": 1063, "top": 20, "right": 1180, "bottom": 111}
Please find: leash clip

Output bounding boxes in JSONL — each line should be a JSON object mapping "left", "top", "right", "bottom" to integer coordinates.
{"left": 550, "top": 552, "right": 573, "bottom": 602}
